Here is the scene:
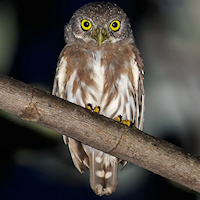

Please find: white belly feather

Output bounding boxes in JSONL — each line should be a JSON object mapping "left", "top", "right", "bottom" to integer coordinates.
{"left": 60, "top": 50, "right": 137, "bottom": 121}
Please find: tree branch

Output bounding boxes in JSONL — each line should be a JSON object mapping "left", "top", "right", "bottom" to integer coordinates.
{"left": 0, "top": 74, "right": 200, "bottom": 192}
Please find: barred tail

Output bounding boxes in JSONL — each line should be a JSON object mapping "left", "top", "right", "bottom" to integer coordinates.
{"left": 86, "top": 148, "right": 118, "bottom": 196}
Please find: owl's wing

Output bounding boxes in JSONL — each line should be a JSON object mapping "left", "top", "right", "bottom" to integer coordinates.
{"left": 132, "top": 46, "right": 145, "bottom": 130}
{"left": 117, "top": 47, "right": 144, "bottom": 169}
{"left": 67, "top": 138, "right": 89, "bottom": 173}
{"left": 52, "top": 53, "right": 90, "bottom": 173}
{"left": 138, "top": 72, "right": 145, "bottom": 130}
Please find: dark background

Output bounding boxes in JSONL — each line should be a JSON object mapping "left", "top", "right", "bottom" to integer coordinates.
{"left": 0, "top": 0, "right": 199, "bottom": 199}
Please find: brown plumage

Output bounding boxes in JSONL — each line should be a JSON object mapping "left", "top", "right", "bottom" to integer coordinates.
{"left": 52, "top": 2, "right": 145, "bottom": 196}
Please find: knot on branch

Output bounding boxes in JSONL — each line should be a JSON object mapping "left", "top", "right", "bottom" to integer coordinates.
{"left": 20, "top": 102, "right": 41, "bottom": 122}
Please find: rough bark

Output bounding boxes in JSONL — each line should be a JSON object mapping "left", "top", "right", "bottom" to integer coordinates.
{"left": 0, "top": 74, "right": 200, "bottom": 192}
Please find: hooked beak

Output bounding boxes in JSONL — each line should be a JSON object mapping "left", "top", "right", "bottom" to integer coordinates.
{"left": 91, "top": 27, "right": 109, "bottom": 46}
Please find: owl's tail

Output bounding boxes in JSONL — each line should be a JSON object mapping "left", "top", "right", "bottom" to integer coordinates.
{"left": 87, "top": 148, "right": 118, "bottom": 196}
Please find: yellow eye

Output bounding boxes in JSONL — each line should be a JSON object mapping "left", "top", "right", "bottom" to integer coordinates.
{"left": 110, "top": 20, "right": 121, "bottom": 32}
{"left": 81, "top": 19, "right": 92, "bottom": 31}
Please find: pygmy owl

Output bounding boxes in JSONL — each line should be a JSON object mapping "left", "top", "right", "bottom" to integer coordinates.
{"left": 52, "top": 2, "right": 145, "bottom": 196}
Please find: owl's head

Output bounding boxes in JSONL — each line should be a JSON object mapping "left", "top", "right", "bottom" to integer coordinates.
{"left": 65, "top": 2, "right": 134, "bottom": 46}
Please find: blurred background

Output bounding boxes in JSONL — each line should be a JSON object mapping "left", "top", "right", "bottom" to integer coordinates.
{"left": 0, "top": 0, "right": 199, "bottom": 199}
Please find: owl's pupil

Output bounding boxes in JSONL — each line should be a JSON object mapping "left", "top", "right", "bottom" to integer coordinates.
{"left": 84, "top": 22, "right": 89, "bottom": 27}
{"left": 112, "top": 22, "right": 117, "bottom": 28}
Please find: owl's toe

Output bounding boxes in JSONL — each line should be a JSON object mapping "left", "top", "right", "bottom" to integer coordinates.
{"left": 93, "top": 106, "right": 101, "bottom": 113}
{"left": 86, "top": 103, "right": 93, "bottom": 111}
{"left": 114, "top": 115, "right": 133, "bottom": 127}
{"left": 114, "top": 115, "right": 122, "bottom": 122}
{"left": 121, "top": 120, "right": 133, "bottom": 127}
{"left": 86, "top": 104, "right": 101, "bottom": 113}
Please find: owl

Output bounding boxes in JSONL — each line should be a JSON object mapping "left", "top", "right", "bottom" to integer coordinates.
{"left": 52, "top": 2, "right": 145, "bottom": 196}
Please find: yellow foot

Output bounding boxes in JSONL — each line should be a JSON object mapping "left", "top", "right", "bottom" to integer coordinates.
{"left": 114, "top": 115, "right": 133, "bottom": 127}
{"left": 114, "top": 115, "right": 122, "bottom": 122}
{"left": 86, "top": 104, "right": 101, "bottom": 113}
{"left": 86, "top": 103, "right": 93, "bottom": 111}
{"left": 93, "top": 106, "right": 100, "bottom": 113}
